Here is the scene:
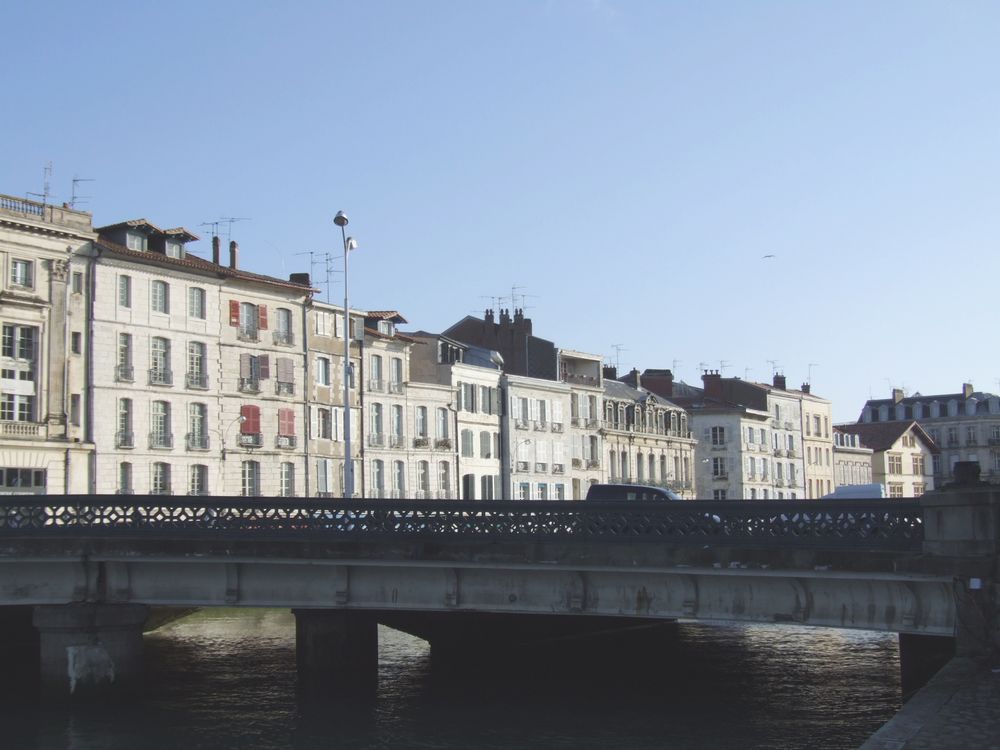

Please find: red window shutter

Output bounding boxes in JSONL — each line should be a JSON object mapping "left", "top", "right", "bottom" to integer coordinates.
{"left": 229, "top": 300, "right": 240, "bottom": 327}
{"left": 241, "top": 405, "right": 260, "bottom": 433}
{"left": 279, "top": 408, "right": 294, "bottom": 436}
{"left": 258, "top": 305, "right": 268, "bottom": 330}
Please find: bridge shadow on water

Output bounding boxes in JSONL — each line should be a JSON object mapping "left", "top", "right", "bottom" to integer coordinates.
{"left": 0, "top": 608, "right": 905, "bottom": 750}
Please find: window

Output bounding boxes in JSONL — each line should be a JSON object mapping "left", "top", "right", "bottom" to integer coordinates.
{"left": 115, "top": 333, "right": 133, "bottom": 381}
{"left": 712, "top": 457, "right": 726, "bottom": 477}
{"left": 439, "top": 461, "right": 451, "bottom": 493}
{"left": 393, "top": 461, "right": 405, "bottom": 495}
{"left": 437, "top": 407, "right": 449, "bottom": 438}
{"left": 913, "top": 455, "right": 925, "bottom": 476}
{"left": 711, "top": 426, "right": 725, "bottom": 446}
{"left": 150, "top": 336, "right": 172, "bottom": 385}
{"left": 913, "top": 483, "right": 925, "bottom": 497}
{"left": 188, "top": 287, "right": 206, "bottom": 319}
{"left": 2, "top": 324, "right": 36, "bottom": 361}
{"left": 126, "top": 232, "right": 147, "bottom": 252}
{"left": 188, "top": 403, "right": 208, "bottom": 449}
{"left": 814, "top": 415, "right": 821, "bottom": 436}
{"left": 887, "top": 453, "right": 903, "bottom": 474}
{"left": 239, "top": 353, "right": 269, "bottom": 392}
{"left": 280, "top": 462, "right": 296, "bottom": 497}
{"left": 481, "top": 474, "right": 496, "bottom": 500}
{"left": 239, "top": 405, "right": 262, "bottom": 447}
{"left": 966, "top": 426, "right": 977, "bottom": 446}
{"left": 390, "top": 358, "right": 403, "bottom": 388}
{"left": 316, "top": 407, "right": 332, "bottom": 439}
{"left": 165, "top": 240, "right": 183, "bottom": 258}
{"left": 371, "top": 403, "right": 384, "bottom": 441}
{"left": 461, "top": 429, "right": 474, "bottom": 458}
{"left": 72, "top": 272, "right": 83, "bottom": 294}
{"left": 71, "top": 331, "right": 81, "bottom": 354}
{"left": 150, "top": 401, "right": 172, "bottom": 448}
{"left": 189, "top": 465, "right": 208, "bottom": 496}
{"left": 418, "top": 461, "right": 430, "bottom": 493}
{"left": 234, "top": 301, "right": 266, "bottom": 340}
{"left": 636, "top": 452, "right": 644, "bottom": 481}
{"left": 151, "top": 462, "right": 171, "bottom": 495}
{"left": 480, "top": 430, "right": 492, "bottom": 458}
{"left": 713, "top": 490, "right": 727, "bottom": 501}
{"left": 316, "top": 356, "right": 331, "bottom": 386}
{"left": 372, "top": 460, "right": 385, "bottom": 497}
{"left": 118, "top": 462, "right": 133, "bottom": 494}
{"left": 391, "top": 405, "right": 403, "bottom": 443}
{"left": 519, "top": 482, "right": 531, "bottom": 500}
{"left": 370, "top": 355, "right": 383, "bottom": 390}
{"left": 117, "top": 398, "right": 133, "bottom": 447}
{"left": 416, "top": 406, "right": 428, "bottom": 437}
{"left": 241, "top": 460, "right": 261, "bottom": 496}
{"left": 887, "top": 483, "right": 904, "bottom": 498}
{"left": 275, "top": 308, "right": 293, "bottom": 345}
{"left": 118, "top": 276, "right": 132, "bottom": 308}
{"left": 10, "top": 259, "right": 33, "bottom": 288}
{"left": 151, "top": 280, "right": 170, "bottom": 314}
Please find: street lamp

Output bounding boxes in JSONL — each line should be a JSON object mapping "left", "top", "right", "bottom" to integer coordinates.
{"left": 221, "top": 414, "right": 247, "bottom": 461}
{"left": 511, "top": 438, "right": 532, "bottom": 500}
{"left": 334, "top": 210, "right": 359, "bottom": 498}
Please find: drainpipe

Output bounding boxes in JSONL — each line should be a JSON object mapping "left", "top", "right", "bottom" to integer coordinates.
{"left": 84, "top": 245, "right": 98, "bottom": 493}
{"left": 499, "top": 375, "right": 511, "bottom": 499}
{"left": 301, "top": 296, "right": 310, "bottom": 498}
{"left": 356, "top": 324, "right": 365, "bottom": 498}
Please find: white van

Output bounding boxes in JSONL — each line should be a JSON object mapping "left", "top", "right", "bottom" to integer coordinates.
{"left": 821, "top": 483, "right": 886, "bottom": 499}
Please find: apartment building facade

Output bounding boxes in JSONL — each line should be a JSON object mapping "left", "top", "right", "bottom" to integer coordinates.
{"left": 832, "top": 428, "right": 874, "bottom": 489}
{"left": 0, "top": 196, "right": 94, "bottom": 493}
{"left": 836, "top": 421, "right": 936, "bottom": 497}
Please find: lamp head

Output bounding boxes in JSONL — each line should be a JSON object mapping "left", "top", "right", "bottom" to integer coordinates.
{"left": 238, "top": 415, "right": 247, "bottom": 423}
{"left": 333, "top": 211, "right": 349, "bottom": 227}
{"left": 346, "top": 236, "right": 358, "bottom": 251}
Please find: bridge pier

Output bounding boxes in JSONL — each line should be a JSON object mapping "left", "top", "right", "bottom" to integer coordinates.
{"left": 293, "top": 609, "right": 378, "bottom": 696}
{"left": 32, "top": 604, "right": 149, "bottom": 700}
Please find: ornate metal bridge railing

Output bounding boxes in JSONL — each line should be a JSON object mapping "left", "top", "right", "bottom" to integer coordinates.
{"left": 0, "top": 496, "right": 924, "bottom": 550}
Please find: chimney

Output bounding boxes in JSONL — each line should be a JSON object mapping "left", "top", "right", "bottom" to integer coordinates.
{"left": 212, "top": 236, "right": 221, "bottom": 265}
{"left": 801, "top": 383, "right": 811, "bottom": 394}
{"left": 963, "top": 383, "right": 974, "bottom": 399}
{"left": 603, "top": 365, "right": 618, "bottom": 381}
{"left": 229, "top": 240, "right": 239, "bottom": 269}
{"left": 289, "top": 272, "right": 311, "bottom": 286}
{"left": 485, "top": 308, "right": 495, "bottom": 325}
{"left": 622, "top": 368, "right": 641, "bottom": 389}
{"left": 892, "top": 388, "right": 904, "bottom": 404}
{"left": 703, "top": 370, "right": 722, "bottom": 400}
{"left": 773, "top": 373, "right": 786, "bottom": 390}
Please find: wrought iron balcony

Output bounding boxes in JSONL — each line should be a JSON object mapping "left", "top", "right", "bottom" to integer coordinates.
{"left": 552, "top": 463, "right": 565, "bottom": 474}
{"left": 238, "top": 433, "right": 263, "bottom": 448}
{"left": 369, "top": 433, "right": 385, "bottom": 448}
{"left": 148, "top": 369, "right": 173, "bottom": 386}
{"left": 389, "top": 435, "right": 405, "bottom": 449}
{"left": 149, "top": 432, "right": 173, "bottom": 449}
{"left": 276, "top": 434, "right": 297, "bottom": 449}
{"left": 586, "top": 459, "right": 599, "bottom": 469}
{"left": 186, "top": 432, "right": 210, "bottom": 450}
{"left": 515, "top": 460, "right": 530, "bottom": 472}
{"left": 434, "top": 438, "right": 452, "bottom": 450}
{"left": 272, "top": 330, "right": 294, "bottom": 346}
{"left": 186, "top": 372, "right": 209, "bottom": 389}
{"left": 238, "top": 377, "right": 260, "bottom": 394}
{"left": 413, "top": 437, "right": 430, "bottom": 449}
{"left": 275, "top": 381, "right": 294, "bottom": 396}
{"left": 115, "top": 365, "right": 134, "bottom": 383}
{"left": 551, "top": 422, "right": 564, "bottom": 433}
{"left": 368, "top": 378, "right": 384, "bottom": 393}
{"left": 388, "top": 382, "right": 405, "bottom": 395}
{"left": 237, "top": 327, "right": 258, "bottom": 342}
{"left": 116, "top": 430, "right": 135, "bottom": 449}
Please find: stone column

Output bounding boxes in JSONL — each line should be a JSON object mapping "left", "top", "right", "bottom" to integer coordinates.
{"left": 33, "top": 604, "right": 149, "bottom": 700}
{"left": 46, "top": 258, "right": 70, "bottom": 439}
{"left": 293, "top": 609, "right": 378, "bottom": 696}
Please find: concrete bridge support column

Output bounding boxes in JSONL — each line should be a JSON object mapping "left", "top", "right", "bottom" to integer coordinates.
{"left": 32, "top": 604, "right": 149, "bottom": 700}
{"left": 899, "top": 633, "right": 955, "bottom": 699}
{"left": 0, "top": 606, "right": 41, "bottom": 695}
{"left": 293, "top": 609, "right": 378, "bottom": 696}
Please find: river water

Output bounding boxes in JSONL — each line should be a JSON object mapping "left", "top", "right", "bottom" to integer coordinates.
{"left": 2, "top": 609, "right": 902, "bottom": 749}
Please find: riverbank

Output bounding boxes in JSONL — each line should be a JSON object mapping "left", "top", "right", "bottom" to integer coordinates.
{"left": 860, "top": 657, "right": 1000, "bottom": 749}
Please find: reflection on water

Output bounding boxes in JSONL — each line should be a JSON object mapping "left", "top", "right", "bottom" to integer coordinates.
{"left": 1, "top": 609, "right": 901, "bottom": 750}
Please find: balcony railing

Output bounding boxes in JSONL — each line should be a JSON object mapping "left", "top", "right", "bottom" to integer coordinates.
{"left": 238, "top": 378, "right": 260, "bottom": 394}
{"left": 535, "top": 462, "right": 548, "bottom": 473}
{"left": 116, "top": 430, "right": 135, "bottom": 449}
{"left": 515, "top": 418, "right": 529, "bottom": 430}
{"left": 275, "top": 381, "right": 294, "bottom": 396}
{"left": 434, "top": 438, "right": 452, "bottom": 450}
{"left": 369, "top": 433, "right": 385, "bottom": 448}
{"left": 533, "top": 421, "right": 547, "bottom": 431}
{"left": 148, "top": 369, "right": 173, "bottom": 386}
{"left": 272, "top": 330, "right": 294, "bottom": 346}
{"left": 238, "top": 433, "right": 263, "bottom": 448}
{"left": 186, "top": 372, "right": 209, "bottom": 389}
{"left": 186, "top": 432, "right": 210, "bottom": 450}
{"left": 388, "top": 382, "right": 405, "bottom": 395}
{"left": 1, "top": 421, "right": 43, "bottom": 439}
{"left": 551, "top": 422, "right": 564, "bottom": 433}
{"left": 368, "top": 379, "right": 384, "bottom": 393}
{"left": 586, "top": 459, "right": 599, "bottom": 469}
{"left": 276, "top": 435, "right": 297, "bottom": 449}
{"left": 413, "top": 437, "right": 430, "bottom": 449}
{"left": 149, "top": 432, "right": 173, "bottom": 449}
{"left": 515, "top": 461, "right": 530, "bottom": 472}
{"left": 115, "top": 365, "right": 134, "bottom": 383}
{"left": 237, "top": 327, "right": 258, "bottom": 342}
{"left": 572, "top": 458, "right": 582, "bottom": 468}
{"left": 552, "top": 463, "right": 565, "bottom": 474}
{"left": 390, "top": 435, "right": 405, "bottom": 449}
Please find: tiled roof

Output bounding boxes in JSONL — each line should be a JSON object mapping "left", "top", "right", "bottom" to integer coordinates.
{"left": 835, "top": 421, "right": 939, "bottom": 453}
{"left": 364, "top": 327, "right": 417, "bottom": 344}
{"left": 95, "top": 239, "right": 316, "bottom": 293}
{"left": 95, "top": 218, "right": 162, "bottom": 233}
{"left": 164, "top": 227, "right": 200, "bottom": 242}
{"left": 603, "top": 379, "right": 683, "bottom": 410}
{"left": 366, "top": 310, "right": 408, "bottom": 323}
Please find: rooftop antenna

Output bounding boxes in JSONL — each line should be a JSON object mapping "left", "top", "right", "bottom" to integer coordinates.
{"left": 672, "top": 359, "right": 682, "bottom": 374}
{"left": 27, "top": 161, "right": 53, "bottom": 205}
{"left": 69, "top": 176, "right": 94, "bottom": 209}
{"left": 807, "top": 362, "right": 820, "bottom": 384}
{"left": 766, "top": 359, "right": 779, "bottom": 376}
{"left": 744, "top": 367, "right": 752, "bottom": 380}
{"left": 479, "top": 295, "right": 503, "bottom": 313}
{"left": 698, "top": 361, "right": 709, "bottom": 373}
{"left": 295, "top": 250, "right": 336, "bottom": 303}
{"left": 219, "top": 217, "right": 250, "bottom": 245}
{"left": 199, "top": 220, "right": 221, "bottom": 238}
{"left": 611, "top": 344, "right": 627, "bottom": 371}
{"left": 719, "top": 360, "right": 731, "bottom": 374}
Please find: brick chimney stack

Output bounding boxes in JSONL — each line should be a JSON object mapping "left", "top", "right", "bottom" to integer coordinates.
{"left": 603, "top": 365, "right": 618, "bottom": 381}
{"left": 801, "top": 383, "right": 811, "bottom": 394}
{"left": 892, "top": 388, "right": 905, "bottom": 404}
{"left": 703, "top": 370, "right": 722, "bottom": 400}
{"left": 963, "top": 383, "right": 974, "bottom": 398}
{"left": 229, "top": 240, "right": 239, "bottom": 270}
{"left": 212, "top": 235, "right": 220, "bottom": 265}
{"left": 773, "top": 373, "right": 786, "bottom": 390}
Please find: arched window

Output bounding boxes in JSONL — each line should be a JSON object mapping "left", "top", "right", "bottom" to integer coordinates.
{"left": 609, "top": 449, "right": 617, "bottom": 479}
{"left": 636, "top": 452, "right": 644, "bottom": 481}
{"left": 648, "top": 454, "right": 656, "bottom": 481}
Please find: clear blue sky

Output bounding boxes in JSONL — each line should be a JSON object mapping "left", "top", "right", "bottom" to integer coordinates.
{"left": 3, "top": 1, "right": 998, "bottom": 421}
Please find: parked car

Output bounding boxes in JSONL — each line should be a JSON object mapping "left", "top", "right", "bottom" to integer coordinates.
{"left": 585, "top": 483, "right": 682, "bottom": 501}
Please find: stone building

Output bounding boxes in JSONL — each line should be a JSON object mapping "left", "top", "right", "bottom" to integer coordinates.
{"left": 0, "top": 195, "right": 94, "bottom": 493}
{"left": 858, "top": 385, "right": 1000, "bottom": 486}
{"left": 835, "top": 420, "right": 936, "bottom": 497}
{"left": 832, "top": 428, "right": 874, "bottom": 489}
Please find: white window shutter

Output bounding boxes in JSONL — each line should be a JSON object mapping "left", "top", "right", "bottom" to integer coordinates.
{"left": 553, "top": 401, "right": 563, "bottom": 423}
{"left": 333, "top": 408, "right": 341, "bottom": 441}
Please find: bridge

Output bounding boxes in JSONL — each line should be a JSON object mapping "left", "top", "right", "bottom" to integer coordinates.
{"left": 0, "top": 486, "right": 997, "bottom": 699}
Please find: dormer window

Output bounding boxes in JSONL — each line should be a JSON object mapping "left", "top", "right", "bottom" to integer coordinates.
{"left": 378, "top": 320, "right": 394, "bottom": 336}
{"left": 165, "top": 240, "right": 183, "bottom": 259}
{"left": 126, "top": 232, "right": 147, "bottom": 252}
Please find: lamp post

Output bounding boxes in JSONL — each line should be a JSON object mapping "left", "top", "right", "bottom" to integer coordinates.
{"left": 334, "top": 211, "right": 359, "bottom": 498}
{"left": 511, "top": 437, "right": 532, "bottom": 500}
{"left": 220, "top": 414, "right": 247, "bottom": 494}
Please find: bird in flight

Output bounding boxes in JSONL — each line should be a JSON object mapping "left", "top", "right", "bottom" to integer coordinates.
{"left": 762, "top": 254, "right": 776, "bottom": 259}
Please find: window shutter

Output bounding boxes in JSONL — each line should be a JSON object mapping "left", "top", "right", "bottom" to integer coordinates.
{"left": 277, "top": 357, "right": 293, "bottom": 383}
{"left": 310, "top": 406, "right": 318, "bottom": 439}
{"left": 333, "top": 408, "right": 340, "bottom": 441}
{"left": 259, "top": 355, "right": 270, "bottom": 380}
{"left": 456, "top": 384, "right": 464, "bottom": 411}
{"left": 553, "top": 401, "right": 563, "bottom": 423}
{"left": 530, "top": 400, "right": 539, "bottom": 421}
{"left": 240, "top": 404, "right": 253, "bottom": 433}
{"left": 493, "top": 388, "right": 502, "bottom": 416}
{"left": 279, "top": 408, "right": 294, "bottom": 436}
{"left": 229, "top": 300, "right": 240, "bottom": 327}
{"left": 258, "top": 305, "right": 268, "bottom": 330}
{"left": 240, "top": 353, "right": 251, "bottom": 378}
{"left": 554, "top": 442, "right": 564, "bottom": 463}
